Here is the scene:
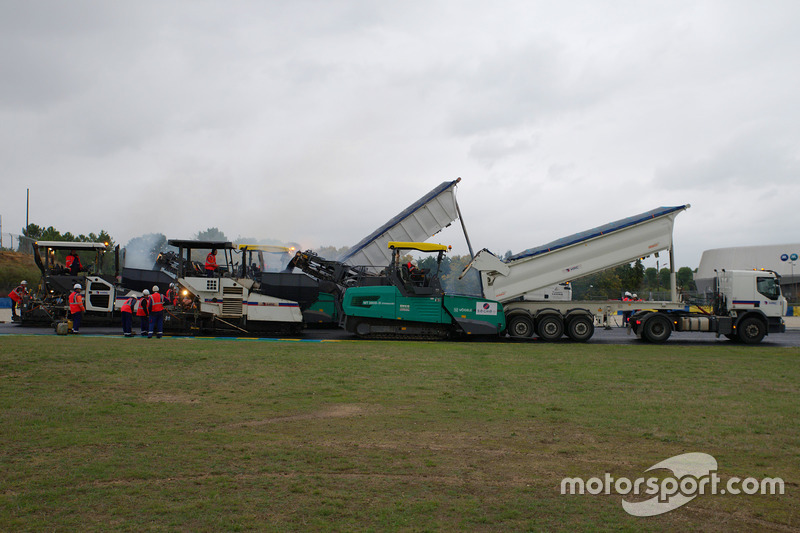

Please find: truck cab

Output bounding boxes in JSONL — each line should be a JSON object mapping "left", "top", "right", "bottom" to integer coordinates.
{"left": 715, "top": 269, "right": 787, "bottom": 342}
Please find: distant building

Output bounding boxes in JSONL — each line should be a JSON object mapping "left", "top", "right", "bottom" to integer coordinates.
{"left": 695, "top": 244, "right": 800, "bottom": 300}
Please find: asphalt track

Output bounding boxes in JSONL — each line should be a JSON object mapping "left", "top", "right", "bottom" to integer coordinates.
{"left": 2, "top": 321, "right": 799, "bottom": 346}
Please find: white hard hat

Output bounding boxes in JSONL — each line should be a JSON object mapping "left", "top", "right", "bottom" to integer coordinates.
{"left": 152, "top": 285, "right": 159, "bottom": 292}
{"left": 624, "top": 291, "right": 632, "bottom": 296}
{"left": 143, "top": 289, "right": 150, "bottom": 296}
{"left": 74, "top": 283, "right": 82, "bottom": 290}
{"left": 21, "top": 280, "right": 27, "bottom": 285}
{"left": 632, "top": 293, "right": 638, "bottom": 298}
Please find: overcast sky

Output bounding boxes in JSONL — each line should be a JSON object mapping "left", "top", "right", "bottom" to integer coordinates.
{"left": 2, "top": 0, "right": 799, "bottom": 268}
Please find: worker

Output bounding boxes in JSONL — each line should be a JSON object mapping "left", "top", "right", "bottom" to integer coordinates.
{"left": 205, "top": 249, "right": 218, "bottom": 277}
{"left": 65, "top": 250, "right": 83, "bottom": 276}
{"left": 406, "top": 261, "right": 426, "bottom": 284}
{"left": 621, "top": 291, "right": 633, "bottom": 325}
{"left": 7, "top": 280, "right": 28, "bottom": 321}
{"left": 165, "top": 283, "right": 177, "bottom": 305}
{"left": 120, "top": 293, "right": 136, "bottom": 337}
{"left": 148, "top": 285, "right": 165, "bottom": 339}
{"left": 69, "top": 283, "right": 86, "bottom": 334}
{"left": 136, "top": 289, "right": 151, "bottom": 337}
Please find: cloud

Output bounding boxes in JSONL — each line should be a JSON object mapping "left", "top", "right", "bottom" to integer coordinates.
{"left": 655, "top": 133, "right": 800, "bottom": 190}
{"left": 2, "top": 0, "right": 800, "bottom": 272}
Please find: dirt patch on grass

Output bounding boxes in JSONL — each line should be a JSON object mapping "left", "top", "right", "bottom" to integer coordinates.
{"left": 231, "top": 403, "right": 374, "bottom": 428}
{"left": 144, "top": 392, "right": 200, "bottom": 404}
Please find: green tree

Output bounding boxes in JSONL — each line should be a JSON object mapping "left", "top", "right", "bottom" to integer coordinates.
{"left": 22, "top": 223, "right": 42, "bottom": 239}
{"left": 677, "top": 266, "right": 697, "bottom": 291}
{"left": 643, "top": 267, "right": 658, "bottom": 289}
{"left": 195, "top": 227, "right": 228, "bottom": 242}
{"left": 658, "top": 268, "right": 671, "bottom": 289}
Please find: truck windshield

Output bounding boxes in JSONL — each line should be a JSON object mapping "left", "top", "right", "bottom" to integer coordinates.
{"left": 757, "top": 277, "right": 780, "bottom": 301}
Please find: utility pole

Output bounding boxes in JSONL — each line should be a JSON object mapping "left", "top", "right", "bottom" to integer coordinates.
{"left": 26, "top": 188, "right": 29, "bottom": 232}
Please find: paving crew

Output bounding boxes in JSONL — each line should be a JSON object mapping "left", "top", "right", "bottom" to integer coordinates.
{"left": 205, "top": 249, "right": 218, "bottom": 277}
{"left": 7, "top": 280, "right": 28, "bottom": 321}
{"left": 65, "top": 250, "right": 83, "bottom": 276}
{"left": 120, "top": 294, "right": 137, "bottom": 337}
{"left": 148, "top": 285, "right": 166, "bottom": 338}
{"left": 69, "top": 283, "right": 86, "bottom": 334}
{"left": 135, "top": 289, "right": 151, "bottom": 337}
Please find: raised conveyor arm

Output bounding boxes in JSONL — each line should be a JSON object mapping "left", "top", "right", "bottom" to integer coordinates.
{"left": 461, "top": 205, "right": 689, "bottom": 303}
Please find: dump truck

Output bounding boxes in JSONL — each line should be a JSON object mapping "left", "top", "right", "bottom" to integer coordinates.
{"left": 460, "top": 205, "right": 787, "bottom": 343}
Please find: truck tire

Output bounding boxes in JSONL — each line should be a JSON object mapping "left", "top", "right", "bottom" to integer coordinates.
{"left": 507, "top": 314, "right": 534, "bottom": 338}
{"left": 536, "top": 315, "right": 564, "bottom": 342}
{"left": 566, "top": 315, "right": 594, "bottom": 342}
{"left": 737, "top": 317, "right": 766, "bottom": 344}
{"left": 642, "top": 314, "right": 671, "bottom": 343}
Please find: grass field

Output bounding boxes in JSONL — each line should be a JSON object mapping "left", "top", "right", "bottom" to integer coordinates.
{"left": 1, "top": 336, "right": 798, "bottom": 532}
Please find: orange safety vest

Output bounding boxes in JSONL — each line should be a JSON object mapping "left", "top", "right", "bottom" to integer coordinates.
{"left": 8, "top": 285, "right": 25, "bottom": 303}
{"left": 121, "top": 297, "right": 135, "bottom": 314}
{"left": 66, "top": 254, "right": 82, "bottom": 270}
{"left": 69, "top": 291, "right": 84, "bottom": 314}
{"left": 136, "top": 297, "right": 149, "bottom": 317}
{"left": 150, "top": 292, "right": 164, "bottom": 312}
{"left": 205, "top": 253, "right": 217, "bottom": 271}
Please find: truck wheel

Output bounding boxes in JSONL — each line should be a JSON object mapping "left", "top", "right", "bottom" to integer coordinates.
{"left": 536, "top": 315, "right": 564, "bottom": 341}
{"left": 566, "top": 315, "right": 594, "bottom": 342}
{"left": 642, "top": 314, "right": 671, "bottom": 343}
{"left": 507, "top": 315, "right": 534, "bottom": 338}
{"left": 737, "top": 317, "right": 766, "bottom": 344}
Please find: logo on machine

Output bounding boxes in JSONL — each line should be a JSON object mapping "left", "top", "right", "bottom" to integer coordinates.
{"left": 476, "top": 302, "right": 497, "bottom": 316}
{"left": 351, "top": 296, "right": 382, "bottom": 308}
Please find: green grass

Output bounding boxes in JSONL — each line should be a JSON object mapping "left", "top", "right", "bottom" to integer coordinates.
{"left": 0, "top": 336, "right": 798, "bottom": 531}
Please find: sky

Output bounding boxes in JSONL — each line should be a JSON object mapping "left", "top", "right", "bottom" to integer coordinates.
{"left": 2, "top": 0, "right": 799, "bottom": 269}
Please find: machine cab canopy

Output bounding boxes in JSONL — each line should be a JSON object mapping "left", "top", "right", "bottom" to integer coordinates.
{"left": 238, "top": 244, "right": 295, "bottom": 253}
{"left": 35, "top": 241, "right": 109, "bottom": 251}
{"left": 387, "top": 242, "right": 449, "bottom": 253}
{"left": 167, "top": 240, "right": 235, "bottom": 278}
{"left": 32, "top": 241, "right": 113, "bottom": 276}
{"left": 238, "top": 244, "right": 297, "bottom": 275}
{"left": 167, "top": 240, "right": 233, "bottom": 250}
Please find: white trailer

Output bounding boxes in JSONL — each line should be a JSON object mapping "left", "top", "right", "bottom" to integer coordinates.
{"left": 461, "top": 205, "right": 787, "bottom": 343}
